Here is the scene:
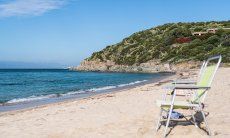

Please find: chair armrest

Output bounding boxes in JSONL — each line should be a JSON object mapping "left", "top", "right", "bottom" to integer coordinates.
{"left": 174, "top": 86, "right": 210, "bottom": 90}
{"left": 172, "top": 80, "right": 196, "bottom": 84}
{"left": 163, "top": 83, "right": 198, "bottom": 90}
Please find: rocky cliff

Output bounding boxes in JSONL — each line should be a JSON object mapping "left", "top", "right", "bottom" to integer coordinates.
{"left": 72, "top": 59, "right": 201, "bottom": 73}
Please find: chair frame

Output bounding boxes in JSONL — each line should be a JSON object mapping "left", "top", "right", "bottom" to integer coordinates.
{"left": 156, "top": 55, "right": 222, "bottom": 138}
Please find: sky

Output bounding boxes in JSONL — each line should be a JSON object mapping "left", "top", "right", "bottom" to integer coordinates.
{"left": 0, "top": 0, "right": 229, "bottom": 68}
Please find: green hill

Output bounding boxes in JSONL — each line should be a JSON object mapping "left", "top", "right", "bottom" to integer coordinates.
{"left": 87, "top": 21, "right": 230, "bottom": 66}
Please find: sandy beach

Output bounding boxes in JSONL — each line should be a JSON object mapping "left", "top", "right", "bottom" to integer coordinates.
{"left": 0, "top": 67, "right": 229, "bottom": 138}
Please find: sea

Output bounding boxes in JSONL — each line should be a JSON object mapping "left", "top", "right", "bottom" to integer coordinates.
{"left": 0, "top": 69, "right": 172, "bottom": 111}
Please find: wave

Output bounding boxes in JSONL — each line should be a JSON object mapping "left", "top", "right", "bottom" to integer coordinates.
{"left": 60, "top": 90, "right": 86, "bottom": 96}
{"left": 5, "top": 79, "right": 148, "bottom": 104}
{"left": 6, "top": 94, "right": 57, "bottom": 104}
{"left": 87, "top": 80, "right": 147, "bottom": 91}
{"left": 88, "top": 86, "right": 117, "bottom": 92}
{"left": 118, "top": 80, "right": 147, "bottom": 87}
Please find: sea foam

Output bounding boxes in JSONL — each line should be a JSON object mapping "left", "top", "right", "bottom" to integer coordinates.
{"left": 6, "top": 80, "right": 148, "bottom": 104}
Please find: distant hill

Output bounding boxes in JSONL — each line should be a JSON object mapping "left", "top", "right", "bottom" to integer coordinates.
{"left": 75, "top": 21, "right": 230, "bottom": 73}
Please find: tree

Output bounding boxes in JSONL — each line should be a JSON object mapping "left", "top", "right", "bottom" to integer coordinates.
{"left": 206, "top": 35, "right": 220, "bottom": 44}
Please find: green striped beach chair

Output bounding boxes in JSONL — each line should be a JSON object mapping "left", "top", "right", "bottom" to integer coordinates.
{"left": 156, "top": 55, "right": 222, "bottom": 137}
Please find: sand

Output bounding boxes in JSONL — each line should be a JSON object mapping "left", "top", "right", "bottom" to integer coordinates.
{"left": 0, "top": 68, "right": 229, "bottom": 138}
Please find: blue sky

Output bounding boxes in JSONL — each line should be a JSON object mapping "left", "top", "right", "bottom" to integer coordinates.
{"left": 0, "top": 0, "right": 229, "bottom": 68}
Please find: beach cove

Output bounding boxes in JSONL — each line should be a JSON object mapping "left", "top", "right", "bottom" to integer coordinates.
{"left": 0, "top": 0, "right": 229, "bottom": 137}
{"left": 0, "top": 70, "right": 172, "bottom": 112}
{"left": 0, "top": 67, "right": 229, "bottom": 137}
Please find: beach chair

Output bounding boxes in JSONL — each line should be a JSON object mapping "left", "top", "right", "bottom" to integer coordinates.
{"left": 156, "top": 55, "right": 222, "bottom": 137}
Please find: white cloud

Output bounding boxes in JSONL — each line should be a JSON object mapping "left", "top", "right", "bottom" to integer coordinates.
{"left": 0, "top": 0, "right": 67, "bottom": 18}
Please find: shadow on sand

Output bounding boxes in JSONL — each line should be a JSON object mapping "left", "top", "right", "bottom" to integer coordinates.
{"left": 159, "top": 111, "right": 210, "bottom": 137}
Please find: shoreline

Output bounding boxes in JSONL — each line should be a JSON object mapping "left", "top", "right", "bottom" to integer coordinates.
{"left": 0, "top": 73, "right": 174, "bottom": 112}
{"left": 70, "top": 68, "right": 176, "bottom": 74}
{"left": 0, "top": 67, "right": 229, "bottom": 137}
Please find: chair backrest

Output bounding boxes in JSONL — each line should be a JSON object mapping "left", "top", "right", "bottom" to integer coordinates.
{"left": 196, "top": 61, "right": 206, "bottom": 82}
{"left": 192, "top": 55, "right": 222, "bottom": 103}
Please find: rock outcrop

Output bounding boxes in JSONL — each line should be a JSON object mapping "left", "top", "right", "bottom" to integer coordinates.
{"left": 71, "top": 59, "right": 201, "bottom": 73}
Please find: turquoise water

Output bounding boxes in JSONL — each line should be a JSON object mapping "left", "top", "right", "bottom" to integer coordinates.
{"left": 0, "top": 69, "right": 169, "bottom": 104}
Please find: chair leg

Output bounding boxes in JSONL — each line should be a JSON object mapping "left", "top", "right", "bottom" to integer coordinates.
{"left": 156, "top": 108, "right": 163, "bottom": 131}
{"left": 189, "top": 108, "right": 198, "bottom": 127}
{"left": 164, "top": 108, "right": 173, "bottom": 137}
{"left": 201, "top": 110, "right": 211, "bottom": 135}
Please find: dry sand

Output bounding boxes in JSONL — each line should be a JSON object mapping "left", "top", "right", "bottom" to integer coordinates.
{"left": 0, "top": 68, "right": 229, "bottom": 138}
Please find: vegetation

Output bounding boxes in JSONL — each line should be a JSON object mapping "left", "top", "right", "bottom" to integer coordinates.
{"left": 88, "top": 21, "right": 230, "bottom": 65}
